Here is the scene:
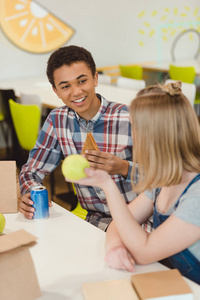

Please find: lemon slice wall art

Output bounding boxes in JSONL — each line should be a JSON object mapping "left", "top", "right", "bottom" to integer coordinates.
{"left": 0, "top": 0, "right": 74, "bottom": 53}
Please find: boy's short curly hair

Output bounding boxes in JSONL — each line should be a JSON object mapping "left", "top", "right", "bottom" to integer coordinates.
{"left": 46, "top": 45, "right": 96, "bottom": 87}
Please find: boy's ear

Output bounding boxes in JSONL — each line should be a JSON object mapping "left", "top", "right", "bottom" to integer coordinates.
{"left": 53, "top": 85, "right": 59, "bottom": 97}
{"left": 94, "top": 71, "right": 98, "bottom": 87}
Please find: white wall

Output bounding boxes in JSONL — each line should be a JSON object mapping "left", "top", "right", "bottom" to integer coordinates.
{"left": 0, "top": 0, "right": 200, "bottom": 147}
{"left": 0, "top": 0, "right": 199, "bottom": 81}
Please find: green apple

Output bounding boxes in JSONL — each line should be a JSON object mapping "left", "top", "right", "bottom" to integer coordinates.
{"left": 62, "top": 154, "right": 90, "bottom": 180}
{"left": 0, "top": 213, "right": 6, "bottom": 233}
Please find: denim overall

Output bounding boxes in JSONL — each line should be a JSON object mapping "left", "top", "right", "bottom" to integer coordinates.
{"left": 153, "top": 174, "right": 200, "bottom": 284}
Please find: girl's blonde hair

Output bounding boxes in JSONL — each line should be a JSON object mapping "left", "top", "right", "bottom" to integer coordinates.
{"left": 129, "top": 81, "right": 200, "bottom": 193}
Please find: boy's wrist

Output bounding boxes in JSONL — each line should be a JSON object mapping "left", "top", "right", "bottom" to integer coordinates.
{"left": 120, "top": 160, "right": 129, "bottom": 178}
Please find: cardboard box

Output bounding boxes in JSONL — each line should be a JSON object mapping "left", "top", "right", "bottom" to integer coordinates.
{"left": 0, "top": 161, "right": 18, "bottom": 213}
{"left": 0, "top": 229, "right": 41, "bottom": 300}
{"left": 82, "top": 269, "right": 193, "bottom": 300}
{"left": 131, "top": 269, "right": 193, "bottom": 300}
{"left": 83, "top": 279, "right": 139, "bottom": 300}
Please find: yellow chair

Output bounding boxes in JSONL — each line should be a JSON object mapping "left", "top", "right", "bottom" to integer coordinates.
{"left": 168, "top": 65, "right": 200, "bottom": 116}
{"left": 194, "top": 90, "right": 200, "bottom": 117}
{"left": 119, "top": 65, "right": 143, "bottom": 80}
{"left": 9, "top": 99, "right": 41, "bottom": 167}
{"left": 20, "top": 92, "right": 49, "bottom": 126}
{"left": 169, "top": 65, "right": 196, "bottom": 84}
{"left": 9, "top": 99, "right": 40, "bottom": 151}
{"left": 71, "top": 183, "right": 87, "bottom": 220}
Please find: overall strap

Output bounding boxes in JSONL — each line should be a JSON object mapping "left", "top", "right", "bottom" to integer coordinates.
{"left": 175, "top": 173, "right": 200, "bottom": 208}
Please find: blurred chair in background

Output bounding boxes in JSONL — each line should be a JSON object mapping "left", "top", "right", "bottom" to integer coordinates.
{"left": 98, "top": 74, "right": 112, "bottom": 85}
{"left": 20, "top": 92, "right": 48, "bottom": 126}
{"left": 169, "top": 65, "right": 196, "bottom": 84}
{"left": 9, "top": 99, "right": 41, "bottom": 167}
{"left": 0, "top": 105, "right": 6, "bottom": 153}
{"left": 168, "top": 65, "right": 200, "bottom": 117}
{"left": 0, "top": 89, "right": 19, "bottom": 160}
{"left": 119, "top": 65, "right": 143, "bottom": 80}
{"left": 70, "top": 183, "right": 87, "bottom": 219}
{"left": 194, "top": 91, "right": 200, "bottom": 117}
{"left": 165, "top": 79, "right": 196, "bottom": 107}
{"left": 20, "top": 92, "right": 42, "bottom": 111}
{"left": 116, "top": 76, "right": 146, "bottom": 91}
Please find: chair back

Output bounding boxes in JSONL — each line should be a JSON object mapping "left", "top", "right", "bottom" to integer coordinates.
{"left": 0, "top": 89, "right": 16, "bottom": 124}
{"left": 20, "top": 93, "right": 42, "bottom": 112}
{"left": 71, "top": 183, "right": 87, "bottom": 219}
{"left": 98, "top": 74, "right": 112, "bottom": 85}
{"left": 0, "top": 89, "right": 19, "bottom": 159}
{"left": 116, "top": 76, "right": 146, "bottom": 91}
{"left": 165, "top": 79, "right": 196, "bottom": 106}
{"left": 119, "top": 65, "right": 143, "bottom": 80}
{"left": 9, "top": 99, "right": 41, "bottom": 151}
{"left": 169, "top": 65, "right": 196, "bottom": 83}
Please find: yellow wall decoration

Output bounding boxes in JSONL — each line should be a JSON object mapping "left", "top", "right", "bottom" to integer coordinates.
{"left": 0, "top": 0, "right": 74, "bottom": 54}
{"left": 137, "top": 5, "right": 200, "bottom": 48}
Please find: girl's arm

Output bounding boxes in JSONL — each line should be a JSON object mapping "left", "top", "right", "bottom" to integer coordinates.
{"left": 65, "top": 168, "right": 200, "bottom": 265}
{"left": 105, "top": 192, "right": 153, "bottom": 271}
{"left": 105, "top": 221, "right": 135, "bottom": 272}
{"left": 103, "top": 176, "right": 200, "bottom": 265}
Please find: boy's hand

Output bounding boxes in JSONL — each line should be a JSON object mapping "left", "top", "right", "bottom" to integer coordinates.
{"left": 84, "top": 150, "right": 129, "bottom": 177}
{"left": 19, "top": 192, "right": 52, "bottom": 219}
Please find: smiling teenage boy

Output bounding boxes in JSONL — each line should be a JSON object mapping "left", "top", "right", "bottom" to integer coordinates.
{"left": 19, "top": 45, "right": 137, "bottom": 231}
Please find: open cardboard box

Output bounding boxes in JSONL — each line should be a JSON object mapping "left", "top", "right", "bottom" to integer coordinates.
{"left": 82, "top": 269, "right": 193, "bottom": 300}
{"left": 0, "top": 161, "right": 20, "bottom": 213}
{"left": 0, "top": 229, "right": 41, "bottom": 300}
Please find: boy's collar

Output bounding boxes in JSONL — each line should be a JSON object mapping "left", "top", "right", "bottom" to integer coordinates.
{"left": 75, "top": 94, "right": 107, "bottom": 123}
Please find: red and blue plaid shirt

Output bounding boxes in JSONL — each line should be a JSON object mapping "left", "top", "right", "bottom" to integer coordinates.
{"left": 20, "top": 95, "right": 137, "bottom": 230}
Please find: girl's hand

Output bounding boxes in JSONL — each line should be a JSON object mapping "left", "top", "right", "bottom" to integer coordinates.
{"left": 105, "top": 245, "right": 135, "bottom": 272}
{"left": 64, "top": 167, "right": 111, "bottom": 189}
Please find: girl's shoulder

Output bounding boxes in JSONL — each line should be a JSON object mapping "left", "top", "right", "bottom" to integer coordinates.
{"left": 143, "top": 188, "right": 159, "bottom": 201}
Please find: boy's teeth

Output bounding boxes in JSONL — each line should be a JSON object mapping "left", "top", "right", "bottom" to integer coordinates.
{"left": 74, "top": 97, "right": 85, "bottom": 103}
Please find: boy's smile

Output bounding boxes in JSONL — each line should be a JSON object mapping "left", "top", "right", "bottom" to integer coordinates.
{"left": 53, "top": 62, "right": 100, "bottom": 121}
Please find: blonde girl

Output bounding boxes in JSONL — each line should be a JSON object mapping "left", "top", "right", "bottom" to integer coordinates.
{"left": 65, "top": 82, "right": 200, "bottom": 284}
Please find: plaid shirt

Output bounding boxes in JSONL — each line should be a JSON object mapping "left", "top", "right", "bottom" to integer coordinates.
{"left": 20, "top": 94, "right": 137, "bottom": 231}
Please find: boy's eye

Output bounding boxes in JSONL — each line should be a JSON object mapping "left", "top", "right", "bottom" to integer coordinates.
{"left": 61, "top": 85, "right": 70, "bottom": 89}
{"left": 79, "top": 79, "right": 86, "bottom": 84}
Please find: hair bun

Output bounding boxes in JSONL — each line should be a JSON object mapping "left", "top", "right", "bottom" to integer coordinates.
{"left": 163, "top": 81, "right": 182, "bottom": 96}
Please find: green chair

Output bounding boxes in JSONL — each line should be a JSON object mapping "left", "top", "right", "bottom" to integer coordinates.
{"left": 169, "top": 65, "right": 196, "bottom": 83}
{"left": 194, "top": 90, "right": 200, "bottom": 117}
{"left": 9, "top": 99, "right": 40, "bottom": 151}
{"left": 119, "top": 65, "right": 143, "bottom": 80}
{"left": 9, "top": 99, "right": 41, "bottom": 167}
{"left": 71, "top": 183, "right": 87, "bottom": 220}
{"left": 169, "top": 65, "right": 200, "bottom": 116}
